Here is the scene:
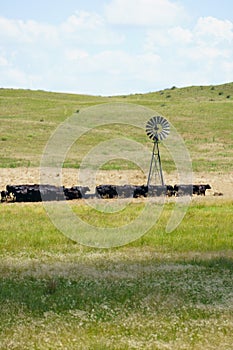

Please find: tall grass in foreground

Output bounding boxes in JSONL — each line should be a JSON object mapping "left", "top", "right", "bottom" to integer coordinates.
{"left": 0, "top": 200, "right": 232, "bottom": 349}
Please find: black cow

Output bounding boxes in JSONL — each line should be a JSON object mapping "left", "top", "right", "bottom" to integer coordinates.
{"left": 133, "top": 185, "right": 148, "bottom": 198}
{"left": 5, "top": 184, "right": 90, "bottom": 202}
{"left": 96, "top": 185, "right": 118, "bottom": 199}
{"left": 115, "top": 185, "right": 136, "bottom": 198}
{"left": 166, "top": 185, "right": 175, "bottom": 197}
{"left": 72, "top": 186, "right": 90, "bottom": 198}
{"left": 192, "top": 185, "right": 200, "bottom": 195}
{"left": 39, "top": 184, "right": 64, "bottom": 201}
{"left": 28, "top": 187, "right": 42, "bottom": 202}
{"left": 64, "top": 186, "right": 82, "bottom": 200}
{"left": 6, "top": 185, "right": 29, "bottom": 202}
{"left": 174, "top": 184, "right": 193, "bottom": 196}
{"left": 6, "top": 184, "right": 63, "bottom": 202}
{"left": 1, "top": 190, "right": 7, "bottom": 202}
{"left": 192, "top": 184, "right": 211, "bottom": 196}
{"left": 198, "top": 184, "right": 211, "bottom": 196}
{"left": 148, "top": 185, "right": 167, "bottom": 197}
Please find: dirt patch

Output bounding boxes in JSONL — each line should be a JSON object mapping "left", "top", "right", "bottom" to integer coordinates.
{"left": 0, "top": 168, "right": 232, "bottom": 199}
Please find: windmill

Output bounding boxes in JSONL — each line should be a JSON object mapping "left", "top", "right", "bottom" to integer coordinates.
{"left": 146, "top": 116, "right": 170, "bottom": 187}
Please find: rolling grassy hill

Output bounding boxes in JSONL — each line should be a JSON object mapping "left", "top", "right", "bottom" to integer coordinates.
{"left": 0, "top": 83, "right": 232, "bottom": 172}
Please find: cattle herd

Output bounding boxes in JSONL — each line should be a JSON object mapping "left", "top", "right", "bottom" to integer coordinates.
{"left": 0, "top": 183, "right": 211, "bottom": 203}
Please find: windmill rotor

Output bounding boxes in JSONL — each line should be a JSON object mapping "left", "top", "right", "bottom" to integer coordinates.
{"left": 146, "top": 116, "right": 170, "bottom": 142}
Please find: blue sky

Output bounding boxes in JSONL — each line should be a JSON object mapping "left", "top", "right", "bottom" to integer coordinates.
{"left": 0, "top": 0, "right": 233, "bottom": 95}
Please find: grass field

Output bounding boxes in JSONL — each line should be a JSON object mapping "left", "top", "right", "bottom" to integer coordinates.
{"left": 0, "top": 199, "right": 232, "bottom": 349}
{"left": 0, "top": 83, "right": 232, "bottom": 172}
{"left": 0, "top": 84, "right": 233, "bottom": 349}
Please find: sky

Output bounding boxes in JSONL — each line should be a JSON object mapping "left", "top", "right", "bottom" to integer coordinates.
{"left": 0, "top": 0, "right": 233, "bottom": 95}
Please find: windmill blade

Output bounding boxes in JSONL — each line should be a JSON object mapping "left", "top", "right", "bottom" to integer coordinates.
{"left": 146, "top": 116, "right": 170, "bottom": 141}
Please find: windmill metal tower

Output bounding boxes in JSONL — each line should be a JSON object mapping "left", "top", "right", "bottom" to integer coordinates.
{"left": 146, "top": 116, "right": 170, "bottom": 187}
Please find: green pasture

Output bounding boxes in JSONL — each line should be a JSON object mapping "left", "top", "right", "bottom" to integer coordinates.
{"left": 0, "top": 83, "right": 232, "bottom": 172}
{"left": 0, "top": 199, "right": 232, "bottom": 349}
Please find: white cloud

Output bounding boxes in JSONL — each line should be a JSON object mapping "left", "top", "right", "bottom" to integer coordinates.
{"left": 60, "top": 11, "right": 124, "bottom": 46}
{"left": 0, "top": 66, "right": 41, "bottom": 89}
{"left": 104, "top": 0, "right": 187, "bottom": 26}
{"left": 0, "top": 12, "right": 123, "bottom": 48}
{"left": 0, "top": 17, "right": 20, "bottom": 41}
{"left": 0, "top": 11, "right": 126, "bottom": 94}
{"left": 0, "top": 53, "right": 9, "bottom": 66}
{"left": 142, "top": 15, "right": 233, "bottom": 91}
{"left": 144, "top": 26, "right": 193, "bottom": 53}
{"left": 195, "top": 16, "right": 233, "bottom": 44}
{"left": 0, "top": 7, "right": 232, "bottom": 95}
{"left": 222, "top": 60, "right": 233, "bottom": 78}
{"left": 61, "top": 11, "right": 104, "bottom": 32}
{"left": 169, "top": 27, "right": 193, "bottom": 44}
{"left": 0, "top": 16, "right": 58, "bottom": 44}
{"left": 65, "top": 49, "right": 89, "bottom": 61}
{"left": 32, "top": 49, "right": 163, "bottom": 95}
{"left": 145, "top": 16, "right": 233, "bottom": 57}
{"left": 183, "top": 46, "right": 230, "bottom": 61}
{"left": 92, "top": 50, "right": 162, "bottom": 78}
{"left": 145, "top": 16, "right": 233, "bottom": 49}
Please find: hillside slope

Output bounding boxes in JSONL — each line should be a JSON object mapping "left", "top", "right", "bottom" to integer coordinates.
{"left": 0, "top": 83, "right": 232, "bottom": 172}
